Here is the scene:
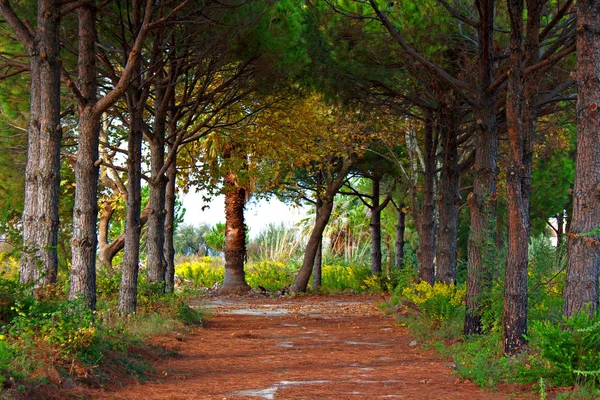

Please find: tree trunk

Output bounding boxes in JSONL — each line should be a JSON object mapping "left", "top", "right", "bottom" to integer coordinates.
{"left": 98, "top": 203, "right": 115, "bottom": 269}
{"left": 371, "top": 176, "right": 383, "bottom": 276}
{"left": 395, "top": 204, "right": 406, "bottom": 269}
{"left": 436, "top": 104, "right": 460, "bottom": 285}
{"left": 504, "top": 0, "right": 528, "bottom": 353}
{"left": 164, "top": 150, "right": 177, "bottom": 293}
{"left": 312, "top": 199, "right": 323, "bottom": 290}
{"left": 313, "top": 239, "right": 323, "bottom": 290}
{"left": 146, "top": 90, "right": 168, "bottom": 289}
{"left": 69, "top": 3, "right": 100, "bottom": 309}
{"left": 20, "top": 56, "right": 41, "bottom": 285}
{"left": 292, "top": 199, "right": 334, "bottom": 292}
{"left": 416, "top": 114, "right": 436, "bottom": 285}
{"left": 118, "top": 92, "right": 144, "bottom": 314}
{"left": 34, "top": 0, "right": 62, "bottom": 287}
{"left": 219, "top": 167, "right": 251, "bottom": 295}
{"left": 465, "top": 0, "right": 498, "bottom": 335}
{"left": 564, "top": 0, "right": 600, "bottom": 318}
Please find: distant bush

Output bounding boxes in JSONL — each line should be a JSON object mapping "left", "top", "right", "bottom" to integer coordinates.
{"left": 175, "top": 256, "right": 224, "bottom": 288}
{"left": 402, "top": 281, "right": 465, "bottom": 327}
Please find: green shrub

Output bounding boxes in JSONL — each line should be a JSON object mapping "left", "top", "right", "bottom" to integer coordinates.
{"left": 246, "top": 261, "right": 297, "bottom": 291}
{"left": 175, "top": 257, "right": 224, "bottom": 288}
{"left": 530, "top": 310, "right": 600, "bottom": 387}
{"left": 402, "top": 282, "right": 465, "bottom": 327}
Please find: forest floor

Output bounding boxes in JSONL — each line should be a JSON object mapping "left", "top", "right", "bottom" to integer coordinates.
{"left": 84, "top": 294, "right": 536, "bottom": 400}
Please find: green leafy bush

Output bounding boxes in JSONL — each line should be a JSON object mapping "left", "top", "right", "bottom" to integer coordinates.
{"left": 175, "top": 257, "right": 224, "bottom": 288}
{"left": 402, "top": 281, "right": 465, "bottom": 327}
{"left": 530, "top": 311, "right": 600, "bottom": 387}
{"left": 246, "top": 261, "right": 297, "bottom": 291}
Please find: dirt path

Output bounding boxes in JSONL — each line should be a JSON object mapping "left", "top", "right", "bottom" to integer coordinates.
{"left": 93, "top": 295, "right": 533, "bottom": 400}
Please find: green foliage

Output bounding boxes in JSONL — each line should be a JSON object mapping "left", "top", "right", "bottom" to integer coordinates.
{"left": 402, "top": 282, "right": 465, "bottom": 327}
{"left": 529, "top": 311, "right": 600, "bottom": 388}
{"left": 246, "top": 261, "right": 297, "bottom": 291}
{"left": 173, "top": 223, "right": 212, "bottom": 256}
{"left": 205, "top": 222, "right": 226, "bottom": 255}
{"left": 247, "top": 223, "right": 304, "bottom": 264}
{"left": 175, "top": 257, "right": 224, "bottom": 288}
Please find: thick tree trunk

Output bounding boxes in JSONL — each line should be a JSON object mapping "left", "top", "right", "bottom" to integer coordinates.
{"left": 146, "top": 100, "right": 168, "bottom": 289}
{"left": 69, "top": 4, "right": 99, "bottom": 309}
{"left": 370, "top": 177, "right": 383, "bottom": 276}
{"left": 20, "top": 56, "right": 41, "bottom": 285}
{"left": 504, "top": 0, "right": 528, "bottom": 353}
{"left": 564, "top": 0, "right": 600, "bottom": 318}
{"left": 436, "top": 104, "right": 460, "bottom": 285}
{"left": 465, "top": 0, "right": 498, "bottom": 335}
{"left": 219, "top": 168, "right": 251, "bottom": 295}
{"left": 394, "top": 204, "right": 406, "bottom": 269}
{"left": 35, "top": 0, "right": 62, "bottom": 287}
{"left": 416, "top": 114, "right": 436, "bottom": 285}
{"left": 164, "top": 150, "right": 177, "bottom": 293}
{"left": 118, "top": 94, "right": 144, "bottom": 314}
{"left": 292, "top": 199, "right": 334, "bottom": 292}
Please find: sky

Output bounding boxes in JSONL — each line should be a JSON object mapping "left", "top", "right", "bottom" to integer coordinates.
{"left": 181, "top": 190, "right": 309, "bottom": 238}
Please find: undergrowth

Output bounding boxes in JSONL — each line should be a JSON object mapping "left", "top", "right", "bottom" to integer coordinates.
{"left": 386, "top": 237, "right": 599, "bottom": 398}
{"left": 0, "top": 268, "right": 207, "bottom": 396}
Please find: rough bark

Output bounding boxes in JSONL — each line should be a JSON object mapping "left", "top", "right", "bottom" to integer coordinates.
{"left": 34, "top": 0, "right": 62, "bottom": 287}
{"left": 20, "top": 56, "right": 41, "bottom": 285}
{"left": 465, "top": 0, "right": 498, "bottom": 335}
{"left": 504, "top": 0, "right": 528, "bottom": 353}
{"left": 436, "top": 104, "right": 460, "bottom": 285}
{"left": 69, "top": 3, "right": 100, "bottom": 308}
{"left": 164, "top": 149, "right": 177, "bottom": 293}
{"left": 394, "top": 204, "right": 406, "bottom": 270}
{"left": 16, "top": 0, "right": 62, "bottom": 288}
{"left": 219, "top": 167, "right": 251, "bottom": 295}
{"left": 370, "top": 176, "right": 383, "bottom": 276}
{"left": 146, "top": 84, "right": 168, "bottom": 289}
{"left": 415, "top": 114, "right": 436, "bottom": 285}
{"left": 564, "top": 0, "right": 600, "bottom": 317}
{"left": 118, "top": 90, "right": 144, "bottom": 314}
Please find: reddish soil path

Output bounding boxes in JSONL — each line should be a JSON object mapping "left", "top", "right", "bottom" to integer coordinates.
{"left": 93, "top": 295, "right": 533, "bottom": 400}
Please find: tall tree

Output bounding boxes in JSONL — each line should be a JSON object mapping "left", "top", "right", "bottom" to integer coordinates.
{"left": 564, "top": 0, "right": 600, "bottom": 317}
{"left": 0, "top": 0, "right": 62, "bottom": 288}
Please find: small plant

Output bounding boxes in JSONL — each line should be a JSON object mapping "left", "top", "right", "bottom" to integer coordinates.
{"left": 402, "top": 281, "right": 465, "bottom": 327}
{"left": 175, "top": 256, "right": 224, "bottom": 288}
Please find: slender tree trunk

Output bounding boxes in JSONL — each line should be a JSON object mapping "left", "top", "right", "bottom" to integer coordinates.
{"left": 164, "top": 150, "right": 177, "bottom": 293}
{"left": 146, "top": 89, "right": 168, "bottom": 289}
{"left": 503, "top": 0, "right": 543, "bottom": 354}
{"left": 69, "top": 3, "right": 100, "bottom": 308}
{"left": 98, "top": 203, "right": 115, "bottom": 269}
{"left": 292, "top": 199, "right": 334, "bottom": 292}
{"left": 417, "top": 114, "right": 436, "bottom": 285}
{"left": 313, "top": 239, "right": 323, "bottom": 290}
{"left": 35, "top": 0, "right": 62, "bottom": 287}
{"left": 118, "top": 93, "right": 144, "bottom": 314}
{"left": 465, "top": 0, "right": 498, "bottom": 335}
{"left": 504, "top": 0, "right": 528, "bottom": 353}
{"left": 564, "top": 0, "right": 600, "bottom": 317}
{"left": 436, "top": 104, "right": 460, "bottom": 285}
{"left": 371, "top": 176, "right": 383, "bottom": 275}
{"left": 20, "top": 56, "right": 41, "bottom": 285}
{"left": 312, "top": 198, "right": 324, "bottom": 290}
{"left": 395, "top": 204, "right": 406, "bottom": 269}
{"left": 556, "top": 211, "right": 565, "bottom": 248}
{"left": 219, "top": 165, "right": 251, "bottom": 294}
